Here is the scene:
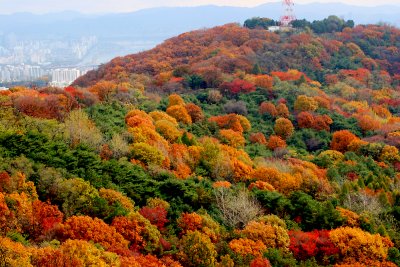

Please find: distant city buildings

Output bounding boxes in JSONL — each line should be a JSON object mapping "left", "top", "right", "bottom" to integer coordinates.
{"left": 0, "top": 64, "right": 46, "bottom": 82}
{"left": 0, "top": 35, "right": 98, "bottom": 66}
{"left": 0, "top": 64, "right": 95, "bottom": 87}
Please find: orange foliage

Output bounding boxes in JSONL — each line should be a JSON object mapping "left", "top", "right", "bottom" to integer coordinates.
{"left": 339, "top": 68, "right": 372, "bottom": 86}
{"left": 271, "top": 69, "right": 311, "bottom": 82}
{"left": 331, "top": 130, "right": 359, "bottom": 152}
{"left": 209, "top": 114, "right": 251, "bottom": 133}
{"left": 178, "top": 212, "right": 203, "bottom": 234}
{"left": 61, "top": 216, "right": 129, "bottom": 250}
{"left": 357, "top": 114, "right": 381, "bottom": 132}
{"left": 232, "top": 158, "right": 254, "bottom": 182}
{"left": 219, "top": 129, "right": 246, "bottom": 148}
{"left": 88, "top": 80, "right": 118, "bottom": 101}
{"left": 267, "top": 135, "right": 287, "bottom": 150}
{"left": 297, "top": 112, "right": 332, "bottom": 131}
{"left": 259, "top": 102, "right": 277, "bottom": 117}
{"left": 313, "top": 114, "right": 333, "bottom": 131}
{"left": 212, "top": 181, "right": 232, "bottom": 188}
{"left": 185, "top": 103, "right": 204, "bottom": 122}
{"left": 253, "top": 75, "right": 274, "bottom": 89}
{"left": 0, "top": 237, "right": 32, "bottom": 266}
{"left": 276, "top": 103, "right": 290, "bottom": 118}
{"left": 252, "top": 167, "right": 301, "bottom": 194}
{"left": 229, "top": 238, "right": 267, "bottom": 257}
{"left": 249, "top": 132, "right": 267, "bottom": 145}
{"left": 249, "top": 181, "right": 275, "bottom": 191}
{"left": 166, "top": 105, "right": 192, "bottom": 125}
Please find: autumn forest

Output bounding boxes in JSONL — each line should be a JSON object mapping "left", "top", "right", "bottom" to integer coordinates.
{"left": 1, "top": 15, "right": 400, "bottom": 266}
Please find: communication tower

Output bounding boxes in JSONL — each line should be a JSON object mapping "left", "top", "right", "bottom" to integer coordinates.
{"left": 280, "top": 0, "right": 296, "bottom": 27}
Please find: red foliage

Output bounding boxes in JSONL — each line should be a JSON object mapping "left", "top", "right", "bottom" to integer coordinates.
{"left": 0, "top": 172, "right": 11, "bottom": 192}
{"left": 297, "top": 112, "right": 315, "bottom": 129}
{"left": 250, "top": 257, "right": 272, "bottom": 267}
{"left": 271, "top": 70, "right": 311, "bottom": 82}
{"left": 139, "top": 206, "right": 169, "bottom": 231}
{"left": 100, "top": 144, "right": 113, "bottom": 160}
{"left": 220, "top": 79, "right": 256, "bottom": 95}
{"left": 338, "top": 68, "right": 372, "bottom": 86}
{"left": 111, "top": 216, "right": 145, "bottom": 251}
{"left": 289, "top": 230, "right": 339, "bottom": 261}
{"left": 30, "top": 200, "right": 63, "bottom": 241}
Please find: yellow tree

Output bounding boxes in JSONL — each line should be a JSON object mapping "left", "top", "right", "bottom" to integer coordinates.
{"left": 179, "top": 231, "right": 217, "bottom": 267}
{"left": 274, "top": 118, "right": 294, "bottom": 139}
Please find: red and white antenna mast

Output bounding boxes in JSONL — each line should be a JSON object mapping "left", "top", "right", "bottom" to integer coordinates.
{"left": 280, "top": 0, "right": 296, "bottom": 27}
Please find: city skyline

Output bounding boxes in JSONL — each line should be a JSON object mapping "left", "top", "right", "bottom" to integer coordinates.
{"left": 1, "top": 0, "right": 400, "bottom": 14}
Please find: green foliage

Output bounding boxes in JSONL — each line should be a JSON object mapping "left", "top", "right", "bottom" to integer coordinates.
{"left": 264, "top": 248, "right": 297, "bottom": 267}
{"left": 86, "top": 102, "right": 127, "bottom": 140}
{"left": 388, "top": 247, "right": 400, "bottom": 266}
{"left": 288, "top": 192, "right": 344, "bottom": 230}
{"left": 244, "top": 17, "right": 277, "bottom": 29}
{"left": 6, "top": 231, "right": 30, "bottom": 246}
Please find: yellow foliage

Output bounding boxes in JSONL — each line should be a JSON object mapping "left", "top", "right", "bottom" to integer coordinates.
{"left": 60, "top": 239, "right": 120, "bottom": 267}
{"left": 179, "top": 231, "right": 217, "bottom": 267}
{"left": 329, "top": 227, "right": 393, "bottom": 264}
{"left": 166, "top": 105, "right": 192, "bottom": 125}
{"left": 0, "top": 237, "right": 32, "bottom": 267}
{"left": 168, "top": 94, "right": 185, "bottom": 107}
{"left": 294, "top": 95, "right": 318, "bottom": 112}
{"left": 99, "top": 188, "right": 135, "bottom": 212}
{"left": 146, "top": 198, "right": 170, "bottom": 210}
{"left": 149, "top": 110, "right": 178, "bottom": 126}
{"left": 241, "top": 221, "right": 290, "bottom": 250}
{"left": 130, "top": 142, "right": 165, "bottom": 166}
{"left": 219, "top": 129, "right": 245, "bottom": 148}
{"left": 155, "top": 120, "right": 182, "bottom": 142}
{"left": 380, "top": 145, "right": 400, "bottom": 162}
{"left": 336, "top": 207, "right": 360, "bottom": 227}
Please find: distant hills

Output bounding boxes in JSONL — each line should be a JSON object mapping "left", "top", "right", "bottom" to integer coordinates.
{"left": 1, "top": 2, "right": 399, "bottom": 39}
{"left": 1, "top": 2, "right": 399, "bottom": 65}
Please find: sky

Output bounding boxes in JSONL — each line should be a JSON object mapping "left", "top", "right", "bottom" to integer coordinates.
{"left": 1, "top": 0, "right": 400, "bottom": 14}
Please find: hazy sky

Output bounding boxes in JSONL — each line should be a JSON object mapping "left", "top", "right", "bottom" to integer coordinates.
{"left": 1, "top": 0, "right": 400, "bottom": 14}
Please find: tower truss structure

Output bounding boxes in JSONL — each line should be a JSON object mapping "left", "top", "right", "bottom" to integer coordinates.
{"left": 280, "top": 0, "right": 296, "bottom": 27}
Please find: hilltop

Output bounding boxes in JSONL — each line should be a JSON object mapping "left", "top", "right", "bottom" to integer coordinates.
{"left": 74, "top": 19, "right": 400, "bottom": 88}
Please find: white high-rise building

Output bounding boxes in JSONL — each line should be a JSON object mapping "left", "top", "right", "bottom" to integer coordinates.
{"left": 50, "top": 68, "right": 81, "bottom": 87}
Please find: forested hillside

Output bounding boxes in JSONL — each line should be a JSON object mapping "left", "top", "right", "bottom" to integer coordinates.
{"left": 0, "top": 17, "right": 400, "bottom": 266}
